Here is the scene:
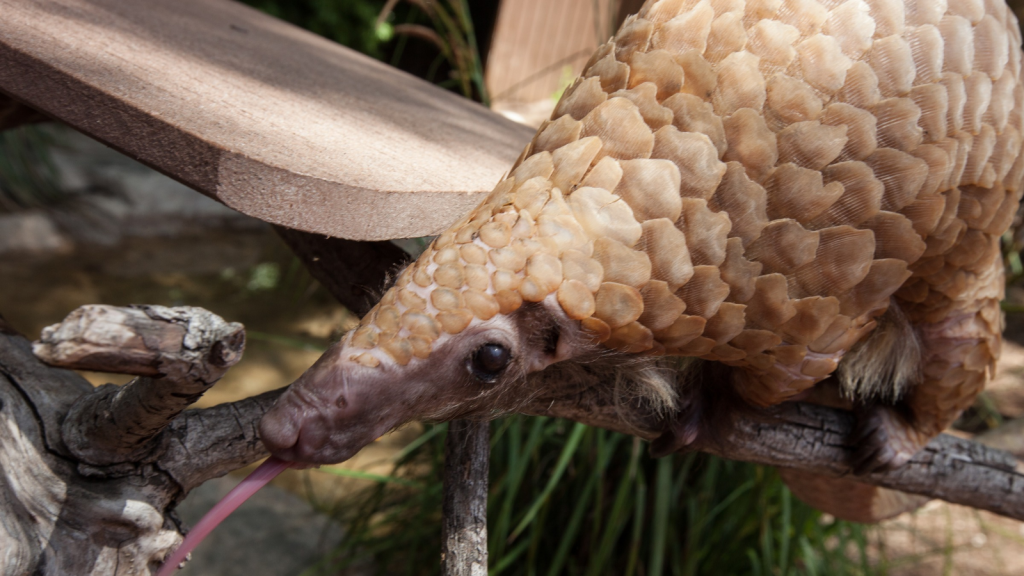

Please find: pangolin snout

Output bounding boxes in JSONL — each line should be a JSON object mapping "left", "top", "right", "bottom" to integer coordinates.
{"left": 259, "top": 355, "right": 393, "bottom": 465}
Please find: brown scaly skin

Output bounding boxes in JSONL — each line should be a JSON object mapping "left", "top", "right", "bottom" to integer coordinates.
{"left": 261, "top": 0, "right": 1024, "bottom": 521}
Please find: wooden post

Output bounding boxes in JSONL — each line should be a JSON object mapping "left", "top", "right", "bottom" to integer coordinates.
{"left": 441, "top": 419, "right": 490, "bottom": 576}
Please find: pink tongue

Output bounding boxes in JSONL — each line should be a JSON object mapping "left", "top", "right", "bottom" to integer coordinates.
{"left": 157, "top": 457, "right": 294, "bottom": 576}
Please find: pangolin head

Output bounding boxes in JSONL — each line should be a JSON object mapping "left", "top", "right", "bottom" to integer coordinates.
{"left": 258, "top": 133, "right": 700, "bottom": 463}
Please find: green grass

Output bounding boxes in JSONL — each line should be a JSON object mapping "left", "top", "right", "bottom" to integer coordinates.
{"left": 309, "top": 417, "right": 876, "bottom": 576}
{"left": 0, "top": 125, "right": 65, "bottom": 212}
{"left": 238, "top": 0, "right": 489, "bottom": 104}
{"left": 376, "top": 0, "right": 489, "bottom": 104}
{"left": 238, "top": 0, "right": 388, "bottom": 58}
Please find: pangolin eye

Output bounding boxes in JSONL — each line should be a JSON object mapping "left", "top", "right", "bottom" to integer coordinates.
{"left": 469, "top": 343, "right": 511, "bottom": 382}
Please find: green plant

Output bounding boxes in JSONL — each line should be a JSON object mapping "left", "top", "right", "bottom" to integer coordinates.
{"left": 0, "top": 125, "right": 65, "bottom": 213}
{"left": 237, "top": 0, "right": 489, "bottom": 104}
{"left": 239, "top": 0, "right": 390, "bottom": 58}
{"left": 311, "top": 417, "right": 874, "bottom": 576}
{"left": 377, "top": 0, "right": 489, "bottom": 104}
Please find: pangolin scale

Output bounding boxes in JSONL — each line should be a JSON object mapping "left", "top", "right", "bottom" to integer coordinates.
{"left": 264, "top": 0, "right": 1024, "bottom": 523}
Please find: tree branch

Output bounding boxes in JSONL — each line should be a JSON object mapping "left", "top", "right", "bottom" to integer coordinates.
{"left": 528, "top": 391, "right": 1024, "bottom": 521}
{"left": 34, "top": 304, "right": 244, "bottom": 465}
{"left": 1, "top": 326, "right": 185, "bottom": 575}
{"left": 273, "top": 226, "right": 409, "bottom": 316}
{"left": 159, "top": 389, "right": 284, "bottom": 492}
{"left": 441, "top": 420, "right": 489, "bottom": 576}
{"left": 0, "top": 305, "right": 282, "bottom": 574}
{"left": 708, "top": 403, "right": 1024, "bottom": 519}
{"left": 28, "top": 304, "right": 284, "bottom": 492}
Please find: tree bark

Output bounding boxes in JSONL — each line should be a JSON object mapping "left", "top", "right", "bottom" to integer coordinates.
{"left": 273, "top": 226, "right": 409, "bottom": 316}
{"left": 441, "top": 420, "right": 490, "bottom": 576}
{"left": 706, "top": 403, "right": 1024, "bottom": 520}
{"left": 33, "top": 305, "right": 245, "bottom": 465}
{"left": 0, "top": 307, "right": 276, "bottom": 576}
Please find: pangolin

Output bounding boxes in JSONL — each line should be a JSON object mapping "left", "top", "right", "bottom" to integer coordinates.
{"left": 260, "top": 0, "right": 1024, "bottom": 523}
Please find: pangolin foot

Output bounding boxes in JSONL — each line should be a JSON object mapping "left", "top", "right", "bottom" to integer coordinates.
{"left": 649, "top": 408, "right": 702, "bottom": 458}
{"left": 850, "top": 405, "right": 926, "bottom": 475}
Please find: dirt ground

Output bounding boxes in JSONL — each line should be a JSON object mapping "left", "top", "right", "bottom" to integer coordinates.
{"left": 871, "top": 499, "right": 1024, "bottom": 575}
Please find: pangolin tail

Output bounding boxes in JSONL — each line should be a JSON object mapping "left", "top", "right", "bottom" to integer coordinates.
{"left": 777, "top": 467, "right": 929, "bottom": 523}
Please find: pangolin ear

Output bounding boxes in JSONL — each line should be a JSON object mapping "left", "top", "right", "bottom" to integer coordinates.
{"left": 518, "top": 308, "right": 580, "bottom": 374}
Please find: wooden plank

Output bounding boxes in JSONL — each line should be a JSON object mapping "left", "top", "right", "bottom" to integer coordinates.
{"left": 485, "top": 0, "right": 645, "bottom": 126}
{"left": 486, "top": 0, "right": 615, "bottom": 106}
{"left": 0, "top": 0, "right": 535, "bottom": 240}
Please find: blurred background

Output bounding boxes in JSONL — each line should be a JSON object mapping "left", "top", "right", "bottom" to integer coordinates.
{"left": 4, "top": 0, "right": 1024, "bottom": 574}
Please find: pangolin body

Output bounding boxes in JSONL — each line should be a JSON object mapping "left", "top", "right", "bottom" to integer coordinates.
{"left": 263, "top": 0, "right": 1024, "bottom": 522}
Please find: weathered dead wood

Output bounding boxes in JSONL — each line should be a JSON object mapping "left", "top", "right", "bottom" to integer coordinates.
{"left": 33, "top": 305, "right": 244, "bottom": 378}
{"left": 158, "top": 388, "right": 282, "bottom": 493}
{"left": 26, "top": 304, "right": 277, "bottom": 492}
{"left": 441, "top": 420, "right": 490, "bottom": 576}
{"left": 0, "top": 336, "right": 180, "bottom": 576}
{"left": 0, "top": 307, "right": 276, "bottom": 575}
{"left": 33, "top": 304, "right": 245, "bottom": 466}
